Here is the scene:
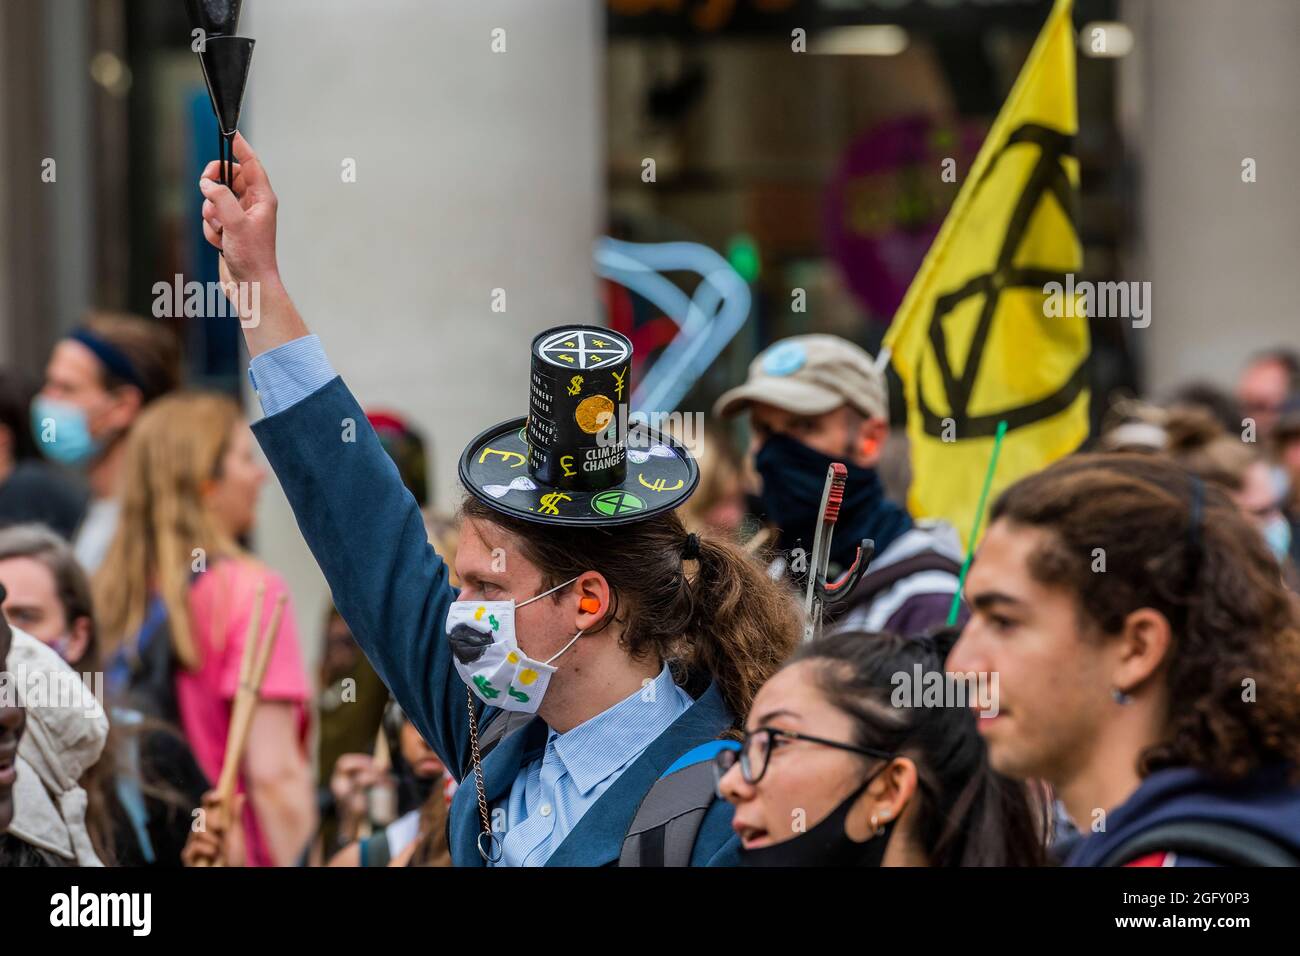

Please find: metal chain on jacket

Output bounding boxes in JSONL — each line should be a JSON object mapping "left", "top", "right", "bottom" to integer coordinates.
{"left": 466, "top": 689, "right": 503, "bottom": 863}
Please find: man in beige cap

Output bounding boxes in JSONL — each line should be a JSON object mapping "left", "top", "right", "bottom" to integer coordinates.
{"left": 715, "top": 334, "right": 963, "bottom": 637}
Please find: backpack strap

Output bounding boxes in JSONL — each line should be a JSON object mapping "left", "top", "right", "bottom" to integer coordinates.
{"left": 619, "top": 740, "right": 738, "bottom": 867}
{"left": 1101, "top": 820, "right": 1299, "bottom": 867}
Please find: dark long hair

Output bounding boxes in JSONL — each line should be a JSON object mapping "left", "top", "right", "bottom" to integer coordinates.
{"left": 791, "top": 629, "right": 1049, "bottom": 867}
{"left": 459, "top": 497, "right": 802, "bottom": 724}
{"left": 991, "top": 452, "right": 1300, "bottom": 782}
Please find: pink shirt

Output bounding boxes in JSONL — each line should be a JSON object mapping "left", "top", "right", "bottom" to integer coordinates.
{"left": 176, "top": 559, "right": 310, "bottom": 867}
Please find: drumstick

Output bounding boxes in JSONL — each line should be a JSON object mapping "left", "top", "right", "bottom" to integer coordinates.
{"left": 247, "top": 593, "right": 287, "bottom": 697}
{"left": 195, "top": 581, "right": 264, "bottom": 867}
{"left": 215, "top": 581, "right": 266, "bottom": 801}
{"left": 218, "top": 593, "right": 286, "bottom": 803}
{"left": 234, "top": 582, "right": 265, "bottom": 696}
{"left": 358, "top": 725, "right": 393, "bottom": 840}
{"left": 201, "top": 584, "right": 287, "bottom": 866}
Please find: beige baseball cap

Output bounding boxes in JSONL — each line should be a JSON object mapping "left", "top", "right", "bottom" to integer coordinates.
{"left": 714, "top": 334, "right": 888, "bottom": 421}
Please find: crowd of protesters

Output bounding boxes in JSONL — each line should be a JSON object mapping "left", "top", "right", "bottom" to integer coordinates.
{"left": 1, "top": 139, "right": 1299, "bottom": 868}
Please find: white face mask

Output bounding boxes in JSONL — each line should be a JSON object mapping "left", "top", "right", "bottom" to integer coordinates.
{"left": 446, "top": 576, "right": 584, "bottom": 714}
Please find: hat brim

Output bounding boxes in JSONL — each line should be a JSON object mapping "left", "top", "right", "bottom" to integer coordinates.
{"left": 713, "top": 378, "right": 846, "bottom": 419}
{"left": 459, "top": 417, "right": 699, "bottom": 527}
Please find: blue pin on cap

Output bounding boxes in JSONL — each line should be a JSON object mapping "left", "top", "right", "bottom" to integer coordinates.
{"left": 761, "top": 342, "right": 807, "bottom": 377}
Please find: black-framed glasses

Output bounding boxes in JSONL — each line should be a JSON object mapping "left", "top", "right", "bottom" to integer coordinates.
{"left": 714, "top": 727, "right": 892, "bottom": 785}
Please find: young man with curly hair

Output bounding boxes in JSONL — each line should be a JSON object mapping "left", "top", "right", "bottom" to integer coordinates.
{"left": 950, "top": 453, "right": 1300, "bottom": 866}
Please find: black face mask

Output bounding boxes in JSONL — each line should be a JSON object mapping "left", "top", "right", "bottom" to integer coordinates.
{"left": 755, "top": 433, "right": 912, "bottom": 568}
{"left": 738, "top": 766, "right": 896, "bottom": 868}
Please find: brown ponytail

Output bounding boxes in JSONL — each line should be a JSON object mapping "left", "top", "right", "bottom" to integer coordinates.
{"left": 459, "top": 496, "right": 801, "bottom": 723}
{"left": 680, "top": 533, "right": 802, "bottom": 725}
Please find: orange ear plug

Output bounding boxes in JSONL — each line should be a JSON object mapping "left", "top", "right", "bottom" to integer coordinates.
{"left": 579, "top": 597, "right": 600, "bottom": 614}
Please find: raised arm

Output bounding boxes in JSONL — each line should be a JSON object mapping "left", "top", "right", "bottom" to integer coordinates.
{"left": 199, "top": 133, "right": 307, "bottom": 358}
{"left": 198, "top": 136, "right": 477, "bottom": 776}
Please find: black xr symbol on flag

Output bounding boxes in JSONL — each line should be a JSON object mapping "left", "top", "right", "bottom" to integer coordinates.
{"left": 919, "top": 123, "right": 1090, "bottom": 440}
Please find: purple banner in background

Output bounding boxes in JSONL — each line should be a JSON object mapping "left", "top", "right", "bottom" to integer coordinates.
{"left": 824, "top": 114, "right": 985, "bottom": 324}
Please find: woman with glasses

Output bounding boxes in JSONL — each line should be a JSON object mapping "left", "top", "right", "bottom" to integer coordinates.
{"left": 717, "top": 629, "right": 1049, "bottom": 866}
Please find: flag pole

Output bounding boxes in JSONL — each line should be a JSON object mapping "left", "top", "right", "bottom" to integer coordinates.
{"left": 946, "top": 419, "right": 1008, "bottom": 626}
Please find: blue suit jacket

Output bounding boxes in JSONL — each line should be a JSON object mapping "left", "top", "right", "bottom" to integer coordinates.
{"left": 252, "top": 377, "right": 741, "bottom": 866}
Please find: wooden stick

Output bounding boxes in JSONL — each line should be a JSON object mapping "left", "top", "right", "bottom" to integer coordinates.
{"left": 201, "top": 584, "right": 288, "bottom": 866}
{"left": 372, "top": 725, "right": 391, "bottom": 774}
{"left": 236, "top": 584, "right": 266, "bottom": 687}
{"left": 743, "top": 526, "right": 773, "bottom": 555}
{"left": 358, "top": 725, "right": 391, "bottom": 840}
{"left": 216, "top": 593, "right": 286, "bottom": 805}
{"left": 247, "top": 594, "right": 286, "bottom": 694}
{"left": 215, "top": 581, "right": 266, "bottom": 801}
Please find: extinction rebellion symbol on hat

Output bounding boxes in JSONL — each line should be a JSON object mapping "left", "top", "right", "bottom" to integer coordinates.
{"left": 535, "top": 329, "right": 631, "bottom": 371}
{"left": 591, "top": 490, "right": 646, "bottom": 517}
{"left": 458, "top": 325, "right": 699, "bottom": 527}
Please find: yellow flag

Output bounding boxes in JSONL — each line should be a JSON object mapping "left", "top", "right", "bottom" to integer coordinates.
{"left": 884, "top": 0, "right": 1088, "bottom": 545}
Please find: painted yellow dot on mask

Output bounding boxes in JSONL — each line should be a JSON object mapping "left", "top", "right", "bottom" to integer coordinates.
{"left": 507, "top": 651, "right": 520, "bottom": 664}
{"left": 518, "top": 669, "right": 539, "bottom": 685}
{"left": 474, "top": 606, "right": 486, "bottom": 620}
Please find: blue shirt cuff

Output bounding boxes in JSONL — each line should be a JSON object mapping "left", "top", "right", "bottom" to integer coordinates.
{"left": 247, "top": 334, "right": 337, "bottom": 417}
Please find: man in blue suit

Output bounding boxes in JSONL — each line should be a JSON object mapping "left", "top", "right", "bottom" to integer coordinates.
{"left": 197, "top": 135, "right": 802, "bottom": 866}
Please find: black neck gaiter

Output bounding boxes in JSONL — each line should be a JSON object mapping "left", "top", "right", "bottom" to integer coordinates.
{"left": 756, "top": 433, "right": 912, "bottom": 568}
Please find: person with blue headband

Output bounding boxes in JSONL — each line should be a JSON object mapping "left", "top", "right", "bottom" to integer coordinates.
{"left": 31, "top": 313, "right": 181, "bottom": 572}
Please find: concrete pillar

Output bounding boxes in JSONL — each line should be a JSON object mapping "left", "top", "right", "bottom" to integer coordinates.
{"left": 43, "top": 0, "right": 95, "bottom": 337}
{"left": 1122, "top": 0, "right": 1300, "bottom": 395}
{"left": 0, "top": 0, "right": 94, "bottom": 370}
{"left": 241, "top": 0, "right": 604, "bottom": 668}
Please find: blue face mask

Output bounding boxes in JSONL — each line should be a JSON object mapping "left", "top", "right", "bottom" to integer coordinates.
{"left": 1262, "top": 514, "right": 1292, "bottom": 563}
{"left": 30, "top": 396, "right": 105, "bottom": 467}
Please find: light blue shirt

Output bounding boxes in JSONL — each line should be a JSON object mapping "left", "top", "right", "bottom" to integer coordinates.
{"left": 493, "top": 663, "right": 691, "bottom": 866}
{"left": 247, "top": 335, "right": 338, "bottom": 417}
{"left": 248, "top": 336, "right": 696, "bottom": 866}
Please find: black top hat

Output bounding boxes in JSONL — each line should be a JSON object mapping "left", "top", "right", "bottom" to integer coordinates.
{"left": 459, "top": 326, "right": 698, "bottom": 527}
